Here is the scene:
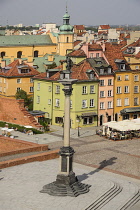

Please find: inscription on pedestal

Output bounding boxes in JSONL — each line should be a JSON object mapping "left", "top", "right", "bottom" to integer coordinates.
{"left": 61, "top": 156, "right": 67, "bottom": 172}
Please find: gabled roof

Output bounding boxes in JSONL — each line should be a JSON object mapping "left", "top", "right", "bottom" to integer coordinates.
{"left": 135, "top": 51, "right": 140, "bottom": 59}
{"left": 67, "top": 49, "right": 86, "bottom": 57}
{"left": 104, "top": 43, "right": 128, "bottom": 71}
{"left": 123, "top": 38, "right": 140, "bottom": 52}
{"left": 34, "top": 60, "right": 99, "bottom": 82}
{"left": 0, "top": 35, "right": 55, "bottom": 47}
{"left": 74, "top": 40, "right": 82, "bottom": 47}
{"left": 88, "top": 43, "right": 102, "bottom": 51}
{"left": 99, "top": 25, "right": 110, "bottom": 30}
{"left": 74, "top": 25, "right": 85, "bottom": 30}
{"left": 0, "top": 59, "right": 40, "bottom": 77}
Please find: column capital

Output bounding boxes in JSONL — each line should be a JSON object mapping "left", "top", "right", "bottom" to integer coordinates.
{"left": 62, "top": 88, "right": 73, "bottom": 96}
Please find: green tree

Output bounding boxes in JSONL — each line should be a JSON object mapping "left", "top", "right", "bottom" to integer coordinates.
{"left": 15, "top": 89, "right": 33, "bottom": 110}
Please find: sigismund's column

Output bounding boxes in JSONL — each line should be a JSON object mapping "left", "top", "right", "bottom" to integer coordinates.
{"left": 40, "top": 57, "right": 91, "bottom": 197}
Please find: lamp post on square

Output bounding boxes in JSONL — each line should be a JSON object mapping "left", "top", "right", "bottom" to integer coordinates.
{"left": 40, "top": 57, "right": 91, "bottom": 197}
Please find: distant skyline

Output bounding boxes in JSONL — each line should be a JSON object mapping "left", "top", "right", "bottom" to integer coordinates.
{"left": 0, "top": 0, "right": 140, "bottom": 27}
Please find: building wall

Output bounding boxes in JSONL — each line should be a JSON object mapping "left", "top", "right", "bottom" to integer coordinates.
{"left": 0, "top": 45, "right": 57, "bottom": 63}
{"left": 0, "top": 76, "right": 34, "bottom": 98}
{"left": 33, "top": 79, "right": 99, "bottom": 128}
{"left": 98, "top": 75, "right": 114, "bottom": 125}
{"left": 58, "top": 34, "right": 74, "bottom": 56}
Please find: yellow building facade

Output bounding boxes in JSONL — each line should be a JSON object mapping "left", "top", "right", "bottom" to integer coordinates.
{"left": 114, "top": 70, "right": 140, "bottom": 121}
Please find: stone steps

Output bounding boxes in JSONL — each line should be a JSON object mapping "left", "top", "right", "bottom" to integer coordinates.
{"left": 85, "top": 182, "right": 122, "bottom": 210}
{"left": 119, "top": 189, "right": 140, "bottom": 210}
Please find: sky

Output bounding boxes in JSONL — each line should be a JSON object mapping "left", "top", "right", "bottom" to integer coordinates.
{"left": 0, "top": 0, "right": 140, "bottom": 26}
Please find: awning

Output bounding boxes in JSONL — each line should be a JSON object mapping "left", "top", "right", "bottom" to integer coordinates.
{"left": 81, "top": 112, "right": 97, "bottom": 117}
{"left": 120, "top": 107, "right": 140, "bottom": 114}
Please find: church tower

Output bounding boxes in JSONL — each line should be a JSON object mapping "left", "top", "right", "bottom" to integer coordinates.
{"left": 58, "top": 9, "right": 74, "bottom": 56}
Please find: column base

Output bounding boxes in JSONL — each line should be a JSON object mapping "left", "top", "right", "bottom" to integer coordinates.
{"left": 40, "top": 175, "right": 91, "bottom": 197}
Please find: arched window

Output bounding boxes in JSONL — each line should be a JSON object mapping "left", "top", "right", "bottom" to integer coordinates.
{"left": 1, "top": 52, "right": 5, "bottom": 59}
{"left": 66, "top": 37, "right": 69, "bottom": 43}
{"left": 34, "top": 50, "right": 38, "bottom": 57}
{"left": 17, "top": 51, "right": 22, "bottom": 58}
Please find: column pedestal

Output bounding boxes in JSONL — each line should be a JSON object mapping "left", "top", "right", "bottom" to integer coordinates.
{"left": 40, "top": 146, "right": 91, "bottom": 197}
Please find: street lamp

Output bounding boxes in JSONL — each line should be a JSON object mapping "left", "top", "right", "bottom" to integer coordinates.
{"left": 76, "top": 115, "right": 81, "bottom": 137}
{"left": 40, "top": 57, "right": 91, "bottom": 196}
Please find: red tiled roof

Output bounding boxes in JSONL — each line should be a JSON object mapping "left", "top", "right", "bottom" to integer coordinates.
{"left": 116, "top": 28, "right": 124, "bottom": 31}
{"left": 74, "top": 40, "right": 82, "bottom": 47}
{"left": 74, "top": 25, "right": 85, "bottom": 30}
{"left": 67, "top": 49, "right": 86, "bottom": 57}
{"left": 123, "top": 38, "right": 140, "bottom": 52}
{"left": 77, "top": 32, "right": 86, "bottom": 36}
{"left": 98, "top": 31, "right": 108, "bottom": 35}
{"left": 119, "top": 40, "right": 127, "bottom": 48}
{"left": 125, "top": 34, "right": 130, "bottom": 39}
{"left": 104, "top": 43, "right": 127, "bottom": 71}
{"left": 0, "top": 59, "right": 40, "bottom": 77}
{"left": 34, "top": 60, "right": 97, "bottom": 81}
{"left": 88, "top": 43, "right": 102, "bottom": 51}
{"left": 0, "top": 98, "right": 42, "bottom": 128}
{"left": 99, "top": 25, "right": 110, "bottom": 30}
{"left": 135, "top": 51, "right": 140, "bottom": 59}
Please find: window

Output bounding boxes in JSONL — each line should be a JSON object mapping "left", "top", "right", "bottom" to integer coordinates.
{"left": 135, "top": 66, "right": 139, "bottom": 70}
{"left": 134, "top": 86, "right": 139, "bottom": 93}
{"left": 108, "top": 68, "right": 111, "bottom": 73}
{"left": 37, "top": 83, "right": 40, "bottom": 91}
{"left": 83, "top": 117, "right": 93, "bottom": 125}
{"left": 82, "top": 100, "right": 87, "bottom": 108}
{"left": 120, "top": 64, "right": 125, "bottom": 70}
{"left": 90, "top": 85, "right": 95, "bottom": 93}
{"left": 17, "top": 78, "right": 21, "bottom": 84}
{"left": 82, "top": 86, "right": 87, "bottom": 94}
{"left": 0, "top": 78, "right": 2, "bottom": 83}
{"left": 55, "top": 117, "right": 63, "bottom": 124}
{"left": 117, "top": 98, "right": 121, "bottom": 106}
{"left": 128, "top": 58, "right": 130, "bottom": 62}
{"left": 30, "top": 78, "right": 33, "bottom": 83}
{"left": 90, "top": 53, "right": 94, "bottom": 58}
{"left": 21, "top": 69, "right": 29, "bottom": 73}
{"left": 134, "top": 97, "right": 139, "bottom": 106}
{"left": 89, "top": 73, "right": 94, "bottom": 79}
{"left": 70, "top": 100, "right": 72, "bottom": 108}
{"left": 124, "top": 86, "right": 129, "bottom": 93}
{"left": 37, "top": 96, "right": 40, "bottom": 104}
{"left": 66, "top": 37, "right": 69, "bottom": 43}
{"left": 124, "top": 98, "right": 129, "bottom": 106}
{"left": 108, "top": 90, "right": 112, "bottom": 97}
{"left": 56, "top": 85, "right": 60, "bottom": 94}
{"left": 117, "top": 86, "right": 121, "bottom": 94}
{"left": 90, "top": 99, "right": 94, "bottom": 107}
{"left": 100, "top": 102, "right": 104, "bottom": 109}
{"left": 125, "top": 75, "right": 129, "bottom": 81}
{"left": 17, "top": 87, "right": 21, "bottom": 92}
{"left": 134, "top": 75, "right": 139, "bottom": 81}
{"left": 108, "top": 79, "right": 112, "bottom": 86}
{"left": 1, "top": 51, "right": 5, "bottom": 59}
{"left": 55, "top": 99, "right": 60, "bottom": 107}
{"left": 100, "top": 91, "right": 105, "bottom": 98}
{"left": 100, "top": 80, "right": 104, "bottom": 86}
{"left": 48, "top": 99, "right": 51, "bottom": 105}
{"left": 4, "top": 78, "right": 6, "bottom": 84}
{"left": 100, "top": 69, "right": 104, "bottom": 74}
{"left": 117, "top": 75, "right": 121, "bottom": 81}
{"left": 96, "top": 53, "right": 99, "bottom": 58}
{"left": 48, "top": 86, "right": 51, "bottom": 92}
{"left": 34, "top": 50, "right": 38, "bottom": 57}
{"left": 108, "top": 101, "right": 112, "bottom": 109}
{"left": 3, "top": 87, "right": 6, "bottom": 93}
{"left": 0, "top": 86, "right": 2, "bottom": 92}
{"left": 30, "top": 87, "right": 34, "bottom": 92}
{"left": 17, "top": 51, "right": 22, "bottom": 58}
